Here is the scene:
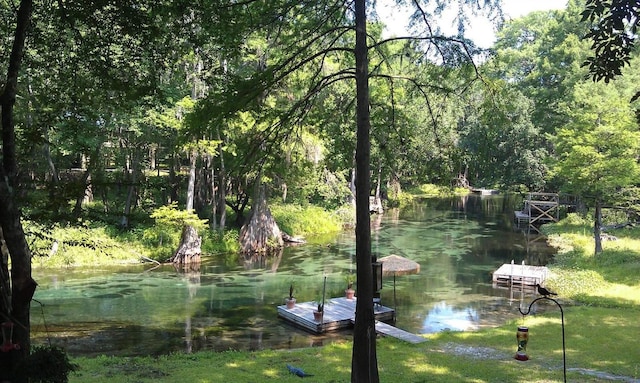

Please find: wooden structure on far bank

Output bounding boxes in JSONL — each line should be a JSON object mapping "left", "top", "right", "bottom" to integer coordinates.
{"left": 514, "top": 192, "right": 560, "bottom": 230}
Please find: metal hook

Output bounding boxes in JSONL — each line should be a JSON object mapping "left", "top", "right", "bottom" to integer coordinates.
{"left": 518, "top": 296, "right": 566, "bottom": 383}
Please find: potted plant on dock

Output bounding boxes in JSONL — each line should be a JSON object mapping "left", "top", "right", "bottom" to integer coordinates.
{"left": 285, "top": 283, "right": 296, "bottom": 309}
{"left": 344, "top": 273, "right": 356, "bottom": 300}
{"left": 313, "top": 302, "right": 324, "bottom": 322}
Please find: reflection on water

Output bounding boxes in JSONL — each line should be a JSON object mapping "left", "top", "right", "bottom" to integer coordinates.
{"left": 31, "top": 194, "right": 556, "bottom": 357}
{"left": 422, "top": 302, "right": 479, "bottom": 332}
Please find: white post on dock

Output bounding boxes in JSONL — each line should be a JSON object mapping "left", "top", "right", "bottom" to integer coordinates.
{"left": 510, "top": 260, "right": 514, "bottom": 286}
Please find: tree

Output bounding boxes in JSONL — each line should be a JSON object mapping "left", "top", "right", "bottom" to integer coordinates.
{"left": 351, "top": 1, "right": 377, "bottom": 380}
{"left": 0, "top": 1, "right": 36, "bottom": 381}
{"left": 581, "top": 0, "right": 640, "bottom": 84}
{"left": 1, "top": 0, "right": 192, "bottom": 376}
{"left": 457, "top": 83, "right": 547, "bottom": 190}
{"left": 550, "top": 79, "right": 640, "bottom": 254}
{"left": 493, "top": 1, "right": 591, "bottom": 133}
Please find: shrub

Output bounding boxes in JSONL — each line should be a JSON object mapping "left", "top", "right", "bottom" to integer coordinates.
{"left": 149, "top": 203, "right": 208, "bottom": 231}
{"left": 271, "top": 204, "right": 342, "bottom": 237}
{"left": 19, "top": 345, "right": 78, "bottom": 383}
{"left": 332, "top": 204, "right": 356, "bottom": 228}
{"left": 27, "top": 221, "right": 143, "bottom": 267}
{"left": 202, "top": 229, "right": 240, "bottom": 254}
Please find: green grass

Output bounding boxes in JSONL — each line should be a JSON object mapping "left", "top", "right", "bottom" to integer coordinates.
{"left": 69, "top": 305, "right": 640, "bottom": 382}
{"left": 405, "top": 183, "right": 471, "bottom": 198}
{"left": 270, "top": 203, "right": 343, "bottom": 237}
{"left": 542, "top": 214, "right": 640, "bottom": 307}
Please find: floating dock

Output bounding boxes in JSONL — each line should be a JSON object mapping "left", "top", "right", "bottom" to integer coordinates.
{"left": 471, "top": 188, "right": 499, "bottom": 195}
{"left": 492, "top": 261, "right": 549, "bottom": 287}
{"left": 277, "top": 297, "right": 425, "bottom": 343}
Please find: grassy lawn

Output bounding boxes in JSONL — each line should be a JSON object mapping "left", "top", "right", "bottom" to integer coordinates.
{"left": 67, "top": 216, "right": 640, "bottom": 382}
{"left": 69, "top": 305, "right": 639, "bottom": 383}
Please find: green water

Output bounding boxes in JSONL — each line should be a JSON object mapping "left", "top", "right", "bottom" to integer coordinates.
{"left": 31, "top": 194, "right": 555, "bottom": 356}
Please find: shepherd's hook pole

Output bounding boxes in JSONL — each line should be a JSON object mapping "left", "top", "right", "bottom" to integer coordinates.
{"left": 519, "top": 296, "right": 566, "bottom": 383}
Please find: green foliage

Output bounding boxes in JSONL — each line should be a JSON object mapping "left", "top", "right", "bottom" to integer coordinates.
{"left": 20, "top": 345, "right": 79, "bottom": 383}
{"left": 493, "top": 3, "right": 591, "bottom": 131}
{"left": 270, "top": 203, "right": 342, "bottom": 237}
{"left": 549, "top": 73, "right": 640, "bottom": 205}
{"left": 288, "top": 283, "right": 295, "bottom": 299}
{"left": 387, "top": 192, "right": 409, "bottom": 207}
{"left": 343, "top": 271, "right": 356, "bottom": 289}
{"left": 417, "top": 183, "right": 444, "bottom": 196}
{"left": 582, "top": 0, "right": 640, "bottom": 83}
{"left": 150, "top": 203, "right": 208, "bottom": 231}
{"left": 138, "top": 204, "right": 209, "bottom": 260}
{"left": 140, "top": 226, "right": 180, "bottom": 261}
{"left": 405, "top": 184, "right": 469, "bottom": 198}
{"left": 457, "top": 84, "right": 547, "bottom": 190}
{"left": 201, "top": 230, "right": 240, "bottom": 255}
{"left": 305, "top": 169, "right": 352, "bottom": 210}
{"left": 26, "top": 220, "right": 143, "bottom": 268}
{"left": 331, "top": 204, "right": 356, "bottom": 228}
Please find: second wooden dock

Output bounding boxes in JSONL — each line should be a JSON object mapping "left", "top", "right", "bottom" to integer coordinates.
{"left": 493, "top": 261, "right": 549, "bottom": 287}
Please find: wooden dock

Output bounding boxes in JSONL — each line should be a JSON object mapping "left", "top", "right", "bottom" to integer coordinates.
{"left": 277, "top": 297, "right": 424, "bottom": 343}
{"left": 514, "top": 192, "right": 560, "bottom": 229}
{"left": 493, "top": 261, "right": 549, "bottom": 287}
{"left": 372, "top": 321, "right": 426, "bottom": 343}
{"left": 471, "top": 188, "right": 499, "bottom": 195}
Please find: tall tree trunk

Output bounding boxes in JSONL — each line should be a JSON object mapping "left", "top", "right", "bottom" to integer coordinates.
{"left": 239, "top": 183, "right": 283, "bottom": 253}
{"left": 186, "top": 149, "right": 197, "bottom": 211}
{"left": 205, "top": 153, "right": 216, "bottom": 229}
{"left": 0, "top": 2, "right": 35, "bottom": 381}
{"left": 169, "top": 149, "right": 202, "bottom": 265}
{"left": 348, "top": 165, "right": 356, "bottom": 206}
{"left": 169, "top": 225, "right": 202, "bottom": 265}
{"left": 72, "top": 169, "right": 92, "bottom": 219}
{"left": 352, "top": 0, "right": 378, "bottom": 381}
{"left": 594, "top": 199, "right": 603, "bottom": 254}
{"left": 120, "top": 149, "right": 139, "bottom": 229}
{"left": 372, "top": 159, "right": 383, "bottom": 214}
{"left": 216, "top": 129, "right": 227, "bottom": 232}
{"left": 169, "top": 152, "right": 180, "bottom": 203}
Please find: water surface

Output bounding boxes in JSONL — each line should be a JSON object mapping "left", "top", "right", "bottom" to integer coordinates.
{"left": 32, "top": 194, "right": 555, "bottom": 356}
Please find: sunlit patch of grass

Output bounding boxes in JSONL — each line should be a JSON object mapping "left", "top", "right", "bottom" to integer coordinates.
{"left": 543, "top": 217, "right": 640, "bottom": 308}
{"left": 271, "top": 203, "right": 343, "bottom": 236}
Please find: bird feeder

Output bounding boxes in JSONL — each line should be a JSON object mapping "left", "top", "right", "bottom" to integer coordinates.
{"left": 515, "top": 326, "right": 529, "bottom": 361}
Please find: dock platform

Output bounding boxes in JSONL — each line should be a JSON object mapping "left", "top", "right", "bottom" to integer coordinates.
{"left": 278, "top": 296, "right": 427, "bottom": 341}
{"left": 277, "top": 297, "right": 394, "bottom": 333}
{"left": 492, "top": 261, "right": 549, "bottom": 287}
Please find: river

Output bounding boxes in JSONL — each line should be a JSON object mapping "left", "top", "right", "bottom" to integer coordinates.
{"left": 31, "top": 194, "right": 556, "bottom": 357}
